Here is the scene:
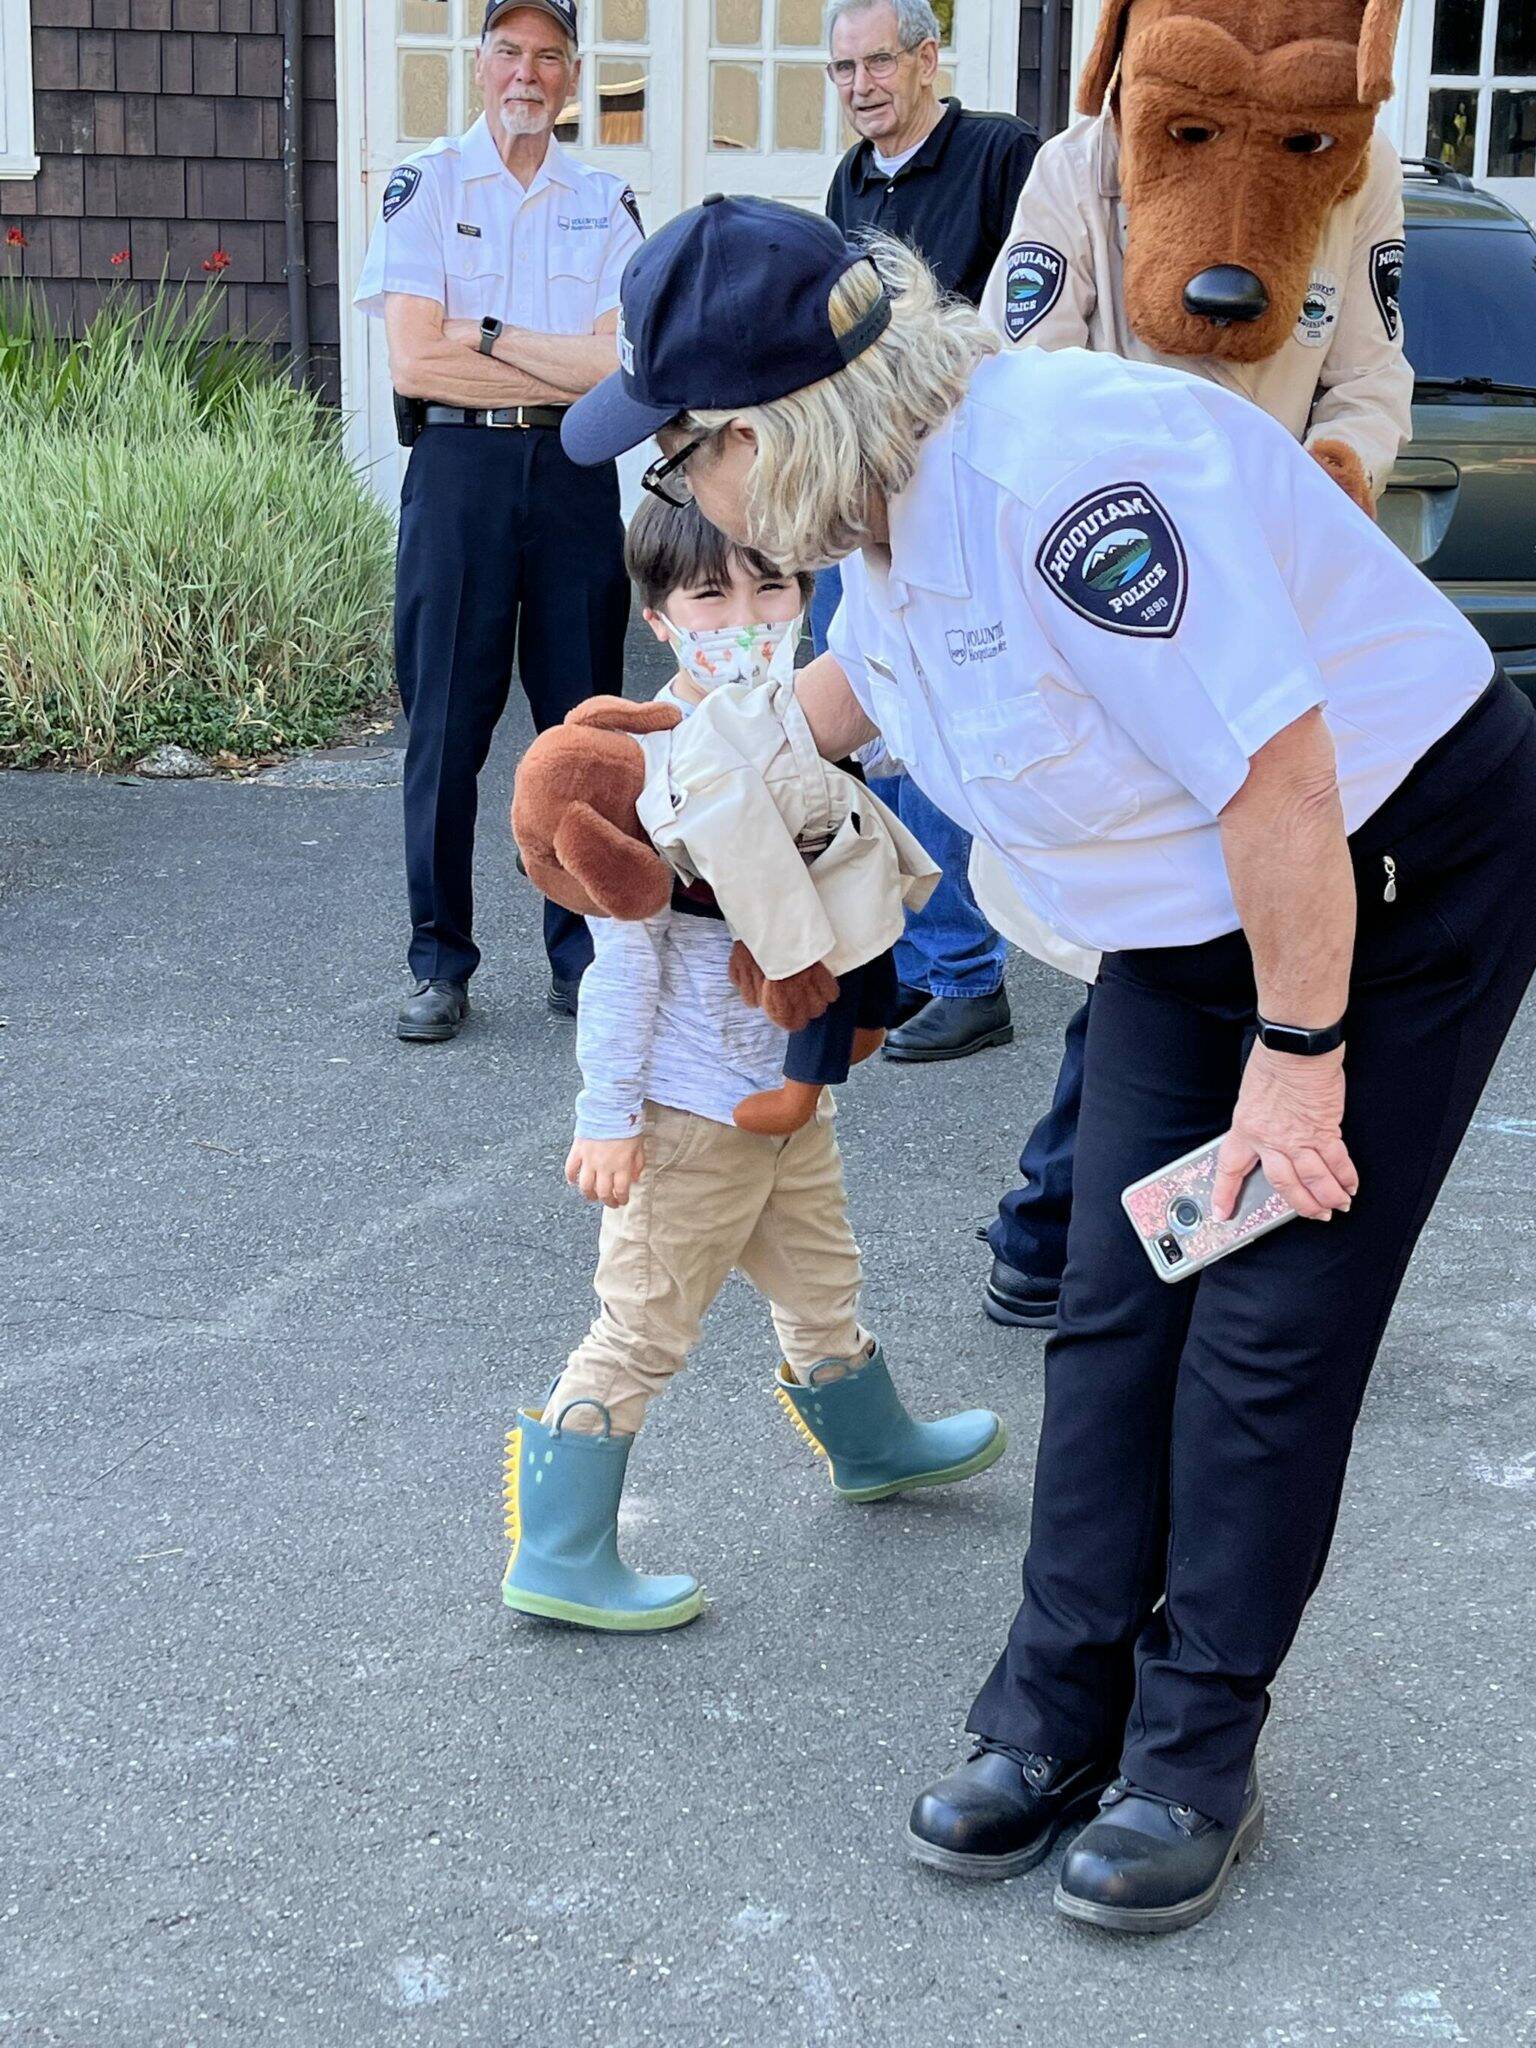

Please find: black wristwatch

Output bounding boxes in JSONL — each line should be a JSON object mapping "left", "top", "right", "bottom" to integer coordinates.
{"left": 1256, "top": 1013, "right": 1346, "bottom": 1056}
{"left": 478, "top": 316, "right": 504, "bottom": 356}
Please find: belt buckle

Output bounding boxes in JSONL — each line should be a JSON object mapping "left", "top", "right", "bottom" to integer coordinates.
{"left": 490, "top": 406, "right": 531, "bottom": 430}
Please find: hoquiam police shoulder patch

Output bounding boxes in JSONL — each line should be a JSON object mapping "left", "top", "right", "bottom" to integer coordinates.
{"left": 1036, "top": 483, "right": 1188, "bottom": 639}
{"left": 1002, "top": 241, "right": 1066, "bottom": 340}
{"left": 620, "top": 185, "right": 645, "bottom": 235}
{"left": 1370, "top": 239, "right": 1404, "bottom": 339}
{"left": 383, "top": 164, "right": 421, "bottom": 223}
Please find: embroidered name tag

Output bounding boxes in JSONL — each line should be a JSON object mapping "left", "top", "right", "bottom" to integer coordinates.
{"left": 456, "top": 221, "right": 482, "bottom": 238}
{"left": 1036, "top": 484, "right": 1188, "bottom": 639}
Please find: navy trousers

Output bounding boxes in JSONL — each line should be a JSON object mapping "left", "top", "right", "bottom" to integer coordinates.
{"left": 988, "top": 991, "right": 1090, "bottom": 1281}
{"left": 394, "top": 424, "right": 630, "bottom": 986}
{"left": 969, "top": 678, "right": 1536, "bottom": 1826}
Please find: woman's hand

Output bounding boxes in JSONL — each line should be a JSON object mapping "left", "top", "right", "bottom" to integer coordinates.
{"left": 1213, "top": 1043, "right": 1359, "bottom": 1223}
{"left": 566, "top": 1136, "right": 645, "bottom": 1208}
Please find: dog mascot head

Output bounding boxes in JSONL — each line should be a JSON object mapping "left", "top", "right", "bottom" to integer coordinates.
{"left": 1081, "top": 0, "right": 1404, "bottom": 363}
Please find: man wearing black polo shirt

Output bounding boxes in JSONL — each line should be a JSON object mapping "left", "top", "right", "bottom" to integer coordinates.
{"left": 816, "top": 0, "right": 1038, "bottom": 1062}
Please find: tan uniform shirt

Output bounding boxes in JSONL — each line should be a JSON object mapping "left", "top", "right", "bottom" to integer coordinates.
{"left": 973, "top": 112, "right": 1413, "bottom": 980}
{"left": 632, "top": 678, "right": 939, "bottom": 983}
{"left": 979, "top": 114, "right": 1412, "bottom": 498}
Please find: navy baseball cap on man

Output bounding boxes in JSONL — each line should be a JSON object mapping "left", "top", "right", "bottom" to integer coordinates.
{"left": 562, "top": 194, "right": 891, "bottom": 467}
{"left": 483, "top": 0, "right": 578, "bottom": 43}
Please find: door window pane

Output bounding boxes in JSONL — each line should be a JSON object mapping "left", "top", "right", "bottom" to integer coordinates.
{"left": 777, "top": 0, "right": 823, "bottom": 45}
{"left": 601, "top": 0, "right": 649, "bottom": 40}
{"left": 937, "top": 64, "right": 954, "bottom": 97}
{"left": 774, "top": 63, "right": 824, "bottom": 149}
{"left": 711, "top": 62, "right": 762, "bottom": 147}
{"left": 1431, "top": 0, "right": 1484, "bottom": 74}
{"left": 714, "top": 0, "right": 763, "bottom": 46}
{"left": 1495, "top": 0, "right": 1536, "bottom": 72}
{"left": 555, "top": 92, "right": 582, "bottom": 141}
{"left": 933, "top": 0, "right": 954, "bottom": 45}
{"left": 1427, "top": 86, "right": 1478, "bottom": 172}
{"left": 401, "top": 0, "right": 451, "bottom": 33}
{"left": 401, "top": 50, "right": 451, "bottom": 138}
{"left": 1489, "top": 90, "right": 1536, "bottom": 178}
{"left": 599, "top": 61, "right": 648, "bottom": 143}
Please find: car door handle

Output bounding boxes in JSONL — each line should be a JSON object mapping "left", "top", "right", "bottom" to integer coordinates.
{"left": 1386, "top": 457, "right": 1460, "bottom": 490}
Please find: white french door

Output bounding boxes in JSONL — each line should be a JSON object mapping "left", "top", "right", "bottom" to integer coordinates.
{"left": 1401, "top": 0, "right": 1536, "bottom": 221}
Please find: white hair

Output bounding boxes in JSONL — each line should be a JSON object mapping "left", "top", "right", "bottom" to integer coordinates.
{"left": 825, "top": 0, "right": 942, "bottom": 49}
{"left": 682, "top": 234, "right": 997, "bottom": 570}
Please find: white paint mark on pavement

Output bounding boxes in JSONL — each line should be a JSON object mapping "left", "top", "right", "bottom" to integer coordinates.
{"left": 1384, "top": 1991, "right": 1467, "bottom": 2041}
{"left": 730, "top": 1904, "right": 788, "bottom": 1939}
{"left": 391, "top": 1953, "right": 451, "bottom": 2007}
{"left": 1475, "top": 1115, "right": 1536, "bottom": 1139}
{"left": 1470, "top": 1449, "right": 1536, "bottom": 1492}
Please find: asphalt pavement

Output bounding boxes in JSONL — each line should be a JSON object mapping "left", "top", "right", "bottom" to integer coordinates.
{"left": 3, "top": 630, "right": 1536, "bottom": 2046}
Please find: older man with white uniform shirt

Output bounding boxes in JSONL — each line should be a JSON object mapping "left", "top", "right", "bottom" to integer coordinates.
{"left": 355, "top": 0, "right": 642, "bottom": 1044}
{"left": 973, "top": 111, "right": 1413, "bottom": 1335}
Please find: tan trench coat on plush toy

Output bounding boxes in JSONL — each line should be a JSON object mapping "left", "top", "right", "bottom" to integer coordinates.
{"left": 974, "top": 0, "right": 1412, "bottom": 975}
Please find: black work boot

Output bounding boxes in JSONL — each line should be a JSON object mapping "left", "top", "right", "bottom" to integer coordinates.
{"left": 983, "top": 1254, "right": 1061, "bottom": 1331}
{"left": 1054, "top": 1771, "right": 1265, "bottom": 1934}
{"left": 883, "top": 986, "right": 1014, "bottom": 1063}
{"left": 906, "top": 1742, "right": 1116, "bottom": 1880}
{"left": 396, "top": 979, "right": 469, "bottom": 1043}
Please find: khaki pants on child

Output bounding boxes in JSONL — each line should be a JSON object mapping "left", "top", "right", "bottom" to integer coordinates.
{"left": 547, "top": 1102, "right": 870, "bottom": 1435}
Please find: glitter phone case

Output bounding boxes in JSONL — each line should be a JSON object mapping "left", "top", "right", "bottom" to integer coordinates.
{"left": 1121, "top": 1137, "right": 1296, "bottom": 1284}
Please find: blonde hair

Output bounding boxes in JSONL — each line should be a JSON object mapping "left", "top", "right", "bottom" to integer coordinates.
{"left": 683, "top": 233, "right": 998, "bottom": 569}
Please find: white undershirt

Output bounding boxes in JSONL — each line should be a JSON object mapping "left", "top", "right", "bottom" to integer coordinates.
{"left": 871, "top": 139, "right": 923, "bottom": 177}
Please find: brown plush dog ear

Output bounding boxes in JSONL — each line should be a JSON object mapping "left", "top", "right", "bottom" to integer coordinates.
{"left": 553, "top": 803, "right": 674, "bottom": 920}
{"left": 1356, "top": 0, "right": 1403, "bottom": 102}
{"left": 1077, "top": 0, "right": 1136, "bottom": 114}
{"left": 565, "top": 696, "right": 684, "bottom": 735}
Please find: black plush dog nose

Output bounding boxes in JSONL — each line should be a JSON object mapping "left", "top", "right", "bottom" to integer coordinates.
{"left": 1182, "top": 265, "right": 1270, "bottom": 325}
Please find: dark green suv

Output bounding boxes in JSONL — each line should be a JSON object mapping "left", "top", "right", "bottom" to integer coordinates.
{"left": 1381, "top": 163, "right": 1536, "bottom": 699}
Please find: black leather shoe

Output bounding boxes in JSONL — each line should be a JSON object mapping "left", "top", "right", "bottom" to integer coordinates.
{"left": 1054, "top": 1772, "right": 1264, "bottom": 1934}
{"left": 883, "top": 986, "right": 1014, "bottom": 1064}
{"left": 907, "top": 1742, "right": 1117, "bottom": 1881}
{"left": 983, "top": 1252, "right": 1060, "bottom": 1332}
{"left": 396, "top": 979, "right": 469, "bottom": 1043}
{"left": 548, "top": 976, "right": 580, "bottom": 1018}
{"left": 891, "top": 980, "right": 931, "bottom": 1029}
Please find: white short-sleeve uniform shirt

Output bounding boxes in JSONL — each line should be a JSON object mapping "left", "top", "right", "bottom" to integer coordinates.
{"left": 354, "top": 115, "right": 643, "bottom": 335}
{"left": 828, "top": 348, "right": 1493, "bottom": 955}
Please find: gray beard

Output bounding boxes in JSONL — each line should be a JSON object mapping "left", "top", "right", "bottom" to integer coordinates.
{"left": 499, "top": 103, "right": 550, "bottom": 140}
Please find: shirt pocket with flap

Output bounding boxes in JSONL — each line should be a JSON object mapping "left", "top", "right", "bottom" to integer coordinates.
{"left": 547, "top": 229, "right": 602, "bottom": 332}
{"left": 444, "top": 233, "right": 505, "bottom": 319}
{"left": 863, "top": 659, "right": 913, "bottom": 771}
{"left": 945, "top": 688, "right": 1141, "bottom": 846}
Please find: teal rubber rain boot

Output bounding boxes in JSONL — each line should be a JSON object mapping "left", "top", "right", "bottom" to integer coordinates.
{"left": 774, "top": 1345, "right": 1006, "bottom": 1502}
{"left": 501, "top": 1401, "right": 704, "bottom": 1632}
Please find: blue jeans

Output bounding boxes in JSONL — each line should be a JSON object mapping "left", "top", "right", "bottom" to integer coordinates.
{"left": 811, "top": 566, "right": 1007, "bottom": 1000}
{"left": 987, "top": 989, "right": 1089, "bottom": 1284}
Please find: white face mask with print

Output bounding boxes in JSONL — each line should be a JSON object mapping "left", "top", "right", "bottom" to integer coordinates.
{"left": 658, "top": 613, "right": 803, "bottom": 694}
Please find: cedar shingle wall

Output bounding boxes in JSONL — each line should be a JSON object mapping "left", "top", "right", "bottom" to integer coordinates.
{"left": 0, "top": 0, "right": 341, "bottom": 404}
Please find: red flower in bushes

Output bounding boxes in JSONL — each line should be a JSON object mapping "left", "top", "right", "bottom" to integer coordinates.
{"left": 202, "top": 248, "right": 231, "bottom": 273}
{"left": 5, "top": 226, "right": 25, "bottom": 248}
{"left": 110, "top": 248, "right": 130, "bottom": 267}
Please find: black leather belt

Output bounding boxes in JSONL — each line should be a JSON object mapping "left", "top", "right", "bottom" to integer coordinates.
{"left": 423, "top": 404, "right": 569, "bottom": 430}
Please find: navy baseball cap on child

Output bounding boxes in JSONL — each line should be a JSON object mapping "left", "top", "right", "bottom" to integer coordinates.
{"left": 483, "top": 0, "right": 579, "bottom": 42}
{"left": 561, "top": 194, "right": 892, "bottom": 467}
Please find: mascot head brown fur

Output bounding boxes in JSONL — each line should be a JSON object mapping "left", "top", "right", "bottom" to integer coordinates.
{"left": 1079, "top": 0, "right": 1404, "bottom": 363}
{"left": 511, "top": 697, "right": 681, "bottom": 921}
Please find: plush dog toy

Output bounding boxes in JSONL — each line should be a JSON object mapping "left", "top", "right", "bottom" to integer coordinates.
{"left": 512, "top": 692, "right": 937, "bottom": 1133}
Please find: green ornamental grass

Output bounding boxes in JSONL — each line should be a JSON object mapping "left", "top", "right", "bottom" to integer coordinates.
{"left": 0, "top": 283, "right": 395, "bottom": 770}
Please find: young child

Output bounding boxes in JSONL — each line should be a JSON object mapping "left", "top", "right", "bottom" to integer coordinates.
{"left": 501, "top": 498, "right": 1007, "bottom": 1634}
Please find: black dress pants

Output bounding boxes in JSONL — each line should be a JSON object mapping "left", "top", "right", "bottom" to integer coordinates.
{"left": 970, "top": 677, "right": 1536, "bottom": 1827}
{"left": 394, "top": 424, "right": 630, "bottom": 987}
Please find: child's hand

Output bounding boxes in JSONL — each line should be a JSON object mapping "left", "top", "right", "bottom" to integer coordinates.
{"left": 565, "top": 1136, "right": 646, "bottom": 1208}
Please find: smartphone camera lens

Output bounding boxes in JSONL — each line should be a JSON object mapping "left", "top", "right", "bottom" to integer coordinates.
{"left": 1156, "top": 1233, "right": 1185, "bottom": 1267}
{"left": 1168, "top": 1196, "right": 1203, "bottom": 1235}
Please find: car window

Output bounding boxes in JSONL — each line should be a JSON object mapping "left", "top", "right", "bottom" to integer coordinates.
{"left": 1401, "top": 222, "right": 1536, "bottom": 386}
